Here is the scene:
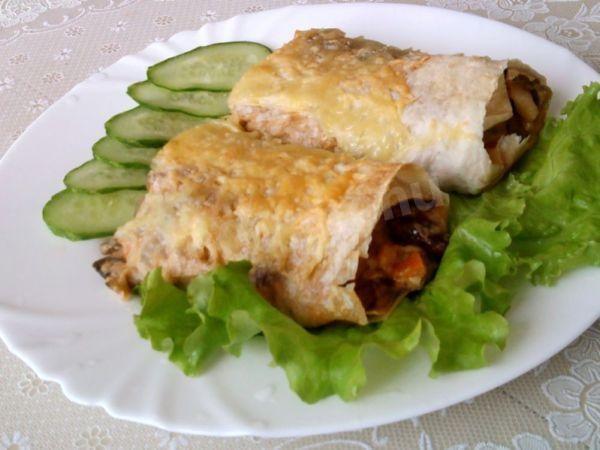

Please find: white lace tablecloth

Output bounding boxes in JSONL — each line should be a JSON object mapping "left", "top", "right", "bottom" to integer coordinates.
{"left": 0, "top": 1, "right": 598, "bottom": 449}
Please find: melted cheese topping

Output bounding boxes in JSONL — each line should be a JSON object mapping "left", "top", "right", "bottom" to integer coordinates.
{"left": 160, "top": 121, "right": 369, "bottom": 211}
{"left": 230, "top": 29, "right": 415, "bottom": 161}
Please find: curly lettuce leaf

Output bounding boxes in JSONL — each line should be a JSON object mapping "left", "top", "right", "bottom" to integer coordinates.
{"left": 509, "top": 83, "right": 600, "bottom": 284}
{"left": 401, "top": 179, "right": 524, "bottom": 373}
{"left": 409, "top": 217, "right": 514, "bottom": 373}
{"left": 190, "top": 261, "right": 423, "bottom": 403}
{"left": 135, "top": 263, "right": 424, "bottom": 403}
{"left": 134, "top": 269, "right": 228, "bottom": 375}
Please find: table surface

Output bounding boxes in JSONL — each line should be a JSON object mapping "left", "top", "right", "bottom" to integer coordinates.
{"left": 0, "top": 1, "right": 598, "bottom": 449}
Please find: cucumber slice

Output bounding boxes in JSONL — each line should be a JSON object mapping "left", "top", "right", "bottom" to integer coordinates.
{"left": 128, "top": 81, "right": 229, "bottom": 117}
{"left": 43, "top": 189, "right": 145, "bottom": 240}
{"left": 148, "top": 41, "right": 271, "bottom": 91}
{"left": 105, "top": 107, "right": 206, "bottom": 147}
{"left": 64, "top": 160, "right": 148, "bottom": 193}
{"left": 93, "top": 136, "right": 159, "bottom": 168}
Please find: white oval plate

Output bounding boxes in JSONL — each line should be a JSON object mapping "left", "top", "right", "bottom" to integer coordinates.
{"left": 0, "top": 3, "right": 598, "bottom": 438}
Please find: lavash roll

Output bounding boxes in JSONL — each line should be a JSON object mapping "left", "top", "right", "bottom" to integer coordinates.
{"left": 229, "top": 28, "right": 552, "bottom": 194}
{"left": 97, "top": 121, "right": 448, "bottom": 327}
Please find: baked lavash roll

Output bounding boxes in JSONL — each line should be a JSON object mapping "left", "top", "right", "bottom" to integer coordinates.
{"left": 228, "top": 29, "right": 552, "bottom": 194}
{"left": 95, "top": 121, "right": 449, "bottom": 328}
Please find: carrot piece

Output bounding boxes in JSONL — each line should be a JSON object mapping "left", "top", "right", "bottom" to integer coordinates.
{"left": 393, "top": 250, "right": 427, "bottom": 279}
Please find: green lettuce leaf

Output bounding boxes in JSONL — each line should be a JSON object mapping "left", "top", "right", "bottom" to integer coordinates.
{"left": 509, "top": 83, "right": 600, "bottom": 284}
{"left": 139, "top": 262, "right": 422, "bottom": 403}
{"left": 134, "top": 269, "right": 228, "bottom": 375}
{"left": 408, "top": 217, "right": 514, "bottom": 373}
{"left": 190, "top": 261, "right": 422, "bottom": 403}
{"left": 134, "top": 83, "right": 600, "bottom": 403}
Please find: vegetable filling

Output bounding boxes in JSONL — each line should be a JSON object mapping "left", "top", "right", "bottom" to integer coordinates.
{"left": 483, "top": 69, "right": 552, "bottom": 168}
{"left": 355, "top": 199, "right": 448, "bottom": 318}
